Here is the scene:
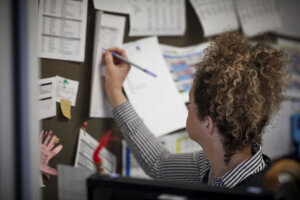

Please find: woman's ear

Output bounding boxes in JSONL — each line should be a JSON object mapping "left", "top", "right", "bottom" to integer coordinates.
{"left": 205, "top": 116, "right": 215, "bottom": 135}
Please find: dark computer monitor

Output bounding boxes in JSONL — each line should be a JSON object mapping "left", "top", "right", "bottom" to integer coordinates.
{"left": 87, "top": 174, "right": 275, "bottom": 200}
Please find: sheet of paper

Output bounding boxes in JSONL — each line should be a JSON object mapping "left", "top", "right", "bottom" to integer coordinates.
{"left": 158, "top": 130, "right": 202, "bottom": 154}
{"left": 235, "top": 0, "right": 282, "bottom": 37}
{"left": 89, "top": 12, "right": 126, "bottom": 118}
{"left": 74, "top": 129, "right": 116, "bottom": 174}
{"left": 56, "top": 76, "right": 79, "bottom": 106}
{"left": 277, "top": 39, "right": 300, "bottom": 99}
{"left": 38, "top": 77, "right": 56, "bottom": 120}
{"left": 40, "top": 175, "right": 45, "bottom": 187}
{"left": 128, "top": 0, "right": 186, "bottom": 36}
{"left": 189, "top": 0, "right": 239, "bottom": 37}
{"left": 274, "top": 0, "right": 300, "bottom": 39}
{"left": 123, "top": 37, "right": 188, "bottom": 137}
{"left": 58, "top": 164, "right": 94, "bottom": 200}
{"left": 122, "top": 130, "right": 202, "bottom": 178}
{"left": 38, "top": 0, "right": 88, "bottom": 62}
{"left": 262, "top": 100, "right": 300, "bottom": 159}
{"left": 122, "top": 140, "right": 149, "bottom": 179}
{"left": 93, "top": 0, "right": 130, "bottom": 14}
{"left": 160, "top": 42, "right": 210, "bottom": 103}
{"left": 60, "top": 99, "right": 71, "bottom": 119}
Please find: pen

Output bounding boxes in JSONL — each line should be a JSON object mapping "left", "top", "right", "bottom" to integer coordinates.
{"left": 103, "top": 48, "right": 157, "bottom": 78}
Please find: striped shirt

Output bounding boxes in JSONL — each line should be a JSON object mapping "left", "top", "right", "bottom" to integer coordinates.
{"left": 112, "top": 101, "right": 267, "bottom": 188}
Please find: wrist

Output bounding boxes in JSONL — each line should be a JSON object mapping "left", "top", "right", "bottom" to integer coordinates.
{"left": 106, "top": 90, "right": 127, "bottom": 109}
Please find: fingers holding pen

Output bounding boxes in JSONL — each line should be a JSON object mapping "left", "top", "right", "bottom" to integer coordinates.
{"left": 104, "top": 47, "right": 130, "bottom": 67}
{"left": 108, "top": 47, "right": 128, "bottom": 59}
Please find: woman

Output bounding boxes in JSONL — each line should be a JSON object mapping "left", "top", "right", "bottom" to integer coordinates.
{"left": 103, "top": 32, "right": 288, "bottom": 188}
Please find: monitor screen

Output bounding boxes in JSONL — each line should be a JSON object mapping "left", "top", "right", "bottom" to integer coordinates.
{"left": 87, "top": 174, "right": 274, "bottom": 200}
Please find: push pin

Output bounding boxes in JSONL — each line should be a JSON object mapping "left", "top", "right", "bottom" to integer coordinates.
{"left": 55, "top": 137, "right": 60, "bottom": 144}
{"left": 82, "top": 121, "right": 88, "bottom": 135}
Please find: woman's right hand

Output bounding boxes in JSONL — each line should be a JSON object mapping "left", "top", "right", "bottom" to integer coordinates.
{"left": 103, "top": 47, "right": 131, "bottom": 108}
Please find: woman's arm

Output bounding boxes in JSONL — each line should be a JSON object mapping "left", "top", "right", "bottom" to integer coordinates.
{"left": 104, "top": 48, "right": 208, "bottom": 181}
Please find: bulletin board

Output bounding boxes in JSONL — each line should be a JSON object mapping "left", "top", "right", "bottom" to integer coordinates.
{"left": 40, "top": 1, "right": 298, "bottom": 200}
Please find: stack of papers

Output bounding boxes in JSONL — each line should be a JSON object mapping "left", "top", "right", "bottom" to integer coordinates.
{"left": 38, "top": 76, "right": 79, "bottom": 120}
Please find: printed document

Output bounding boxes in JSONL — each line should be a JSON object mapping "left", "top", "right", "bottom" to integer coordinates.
{"left": 38, "top": 0, "right": 88, "bottom": 62}
{"left": 93, "top": 0, "right": 130, "bottom": 14}
{"left": 189, "top": 0, "right": 239, "bottom": 37}
{"left": 160, "top": 42, "right": 210, "bottom": 103}
{"left": 74, "top": 129, "right": 116, "bottom": 174}
{"left": 56, "top": 76, "right": 79, "bottom": 106}
{"left": 277, "top": 39, "right": 300, "bottom": 99}
{"left": 38, "top": 77, "right": 56, "bottom": 120}
{"left": 274, "top": 0, "right": 300, "bottom": 38}
{"left": 89, "top": 12, "right": 126, "bottom": 118}
{"left": 128, "top": 0, "right": 186, "bottom": 36}
{"left": 123, "top": 37, "right": 188, "bottom": 137}
{"left": 235, "top": 0, "right": 282, "bottom": 37}
{"left": 58, "top": 164, "right": 93, "bottom": 200}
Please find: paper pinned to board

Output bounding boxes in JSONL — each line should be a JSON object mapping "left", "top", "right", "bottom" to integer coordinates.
{"left": 89, "top": 12, "right": 126, "bottom": 118}
{"left": 93, "top": 0, "right": 130, "bottom": 14}
{"left": 58, "top": 164, "right": 94, "bottom": 200}
{"left": 123, "top": 37, "right": 188, "bottom": 137}
{"left": 160, "top": 42, "right": 210, "bottom": 103}
{"left": 274, "top": 0, "right": 300, "bottom": 38}
{"left": 60, "top": 99, "right": 71, "bottom": 119}
{"left": 56, "top": 76, "right": 79, "bottom": 107}
{"left": 189, "top": 0, "right": 239, "bottom": 37}
{"left": 38, "top": 0, "right": 88, "bottom": 62}
{"left": 277, "top": 39, "right": 300, "bottom": 99}
{"left": 235, "top": 0, "right": 282, "bottom": 37}
{"left": 74, "top": 129, "right": 117, "bottom": 174}
{"left": 128, "top": 0, "right": 186, "bottom": 36}
{"left": 38, "top": 77, "right": 57, "bottom": 120}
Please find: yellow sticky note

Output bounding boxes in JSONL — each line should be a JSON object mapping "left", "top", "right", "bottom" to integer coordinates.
{"left": 60, "top": 99, "right": 71, "bottom": 119}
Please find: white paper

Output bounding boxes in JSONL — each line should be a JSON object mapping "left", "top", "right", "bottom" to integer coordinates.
{"left": 160, "top": 42, "right": 210, "bottom": 103}
{"left": 158, "top": 130, "right": 202, "bottom": 154}
{"left": 274, "top": 0, "right": 300, "bottom": 39}
{"left": 89, "top": 12, "right": 126, "bottom": 118}
{"left": 40, "top": 174, "right": 45, "bottom": 187}
{"left": 123, "top": 37, "right": 188, "bottom": 137}
{"left": 236, "top": 0, "right": 282, "bottom": 37}
{"left": 56, "top": 76, "right": 79, "bottom": 106}
{"left": 38, "top": 0, "right": 88, "bottom": 62}
{"left": 122, "top": 140, "right": 149, "bottom": 179}
{"left": 262, "top": 100, "right": 299, "bottom": 159}
{"left": 58, "top": 164, "right": 94, "bottom": 200}
{"left": 93, "top": 0, "right": 130, "bottom": 14}
{"left": 189, "top": 0, "right": 239, "bottom": 37}
{"left": 277, "top": 39, "right": 300, "bottom": 99}
{"left": 38, "top": 77, "right": 56, "bottom": 120}
{"left": 74, "top": 129, "right": 117, "bottom": 174}
{"left": 122, "top": 130, "right": 202, "bottom": 178}
{"left": 128, "top": 0, "right": 186, "bottom": 36}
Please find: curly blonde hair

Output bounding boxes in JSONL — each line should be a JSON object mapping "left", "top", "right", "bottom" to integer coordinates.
{"left": 193, "top": 32, "right": 288, "bottom": 163}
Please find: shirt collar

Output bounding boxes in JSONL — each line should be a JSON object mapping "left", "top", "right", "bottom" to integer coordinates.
{"left": 213, "top": 144, "right": 265, "bottom": 188}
